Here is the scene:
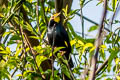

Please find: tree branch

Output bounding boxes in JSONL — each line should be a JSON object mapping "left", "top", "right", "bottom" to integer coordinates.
{"left": 89, "top": 0, "right": 107, "bottom": 80}
{"left": 95, "top": 58, "right": 108, "bottom": 75}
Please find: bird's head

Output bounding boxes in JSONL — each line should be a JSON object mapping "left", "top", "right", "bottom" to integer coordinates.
{"left": 50, "top": 13, "right": 60, "bottom": 23}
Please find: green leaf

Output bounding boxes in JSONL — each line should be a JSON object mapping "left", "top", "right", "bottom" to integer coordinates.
{"left": 70, "top": 39, "right": 76, "bottom": 46}
{"left": 29, "top": 36, "right": 40, "bottom": 40}
{"left": 67, "top": 22, "right": 85, "bottom": 42}
{"left": 2, "top": 32, "right": 11, "bottom": 38}
{"left": 6, "top": 47, "right": 11, "bottom": 54}
{"left": 82, "top": 43, "right": 94, "bottom": 53}
{"left": 23, "top": 70, "right": 35, "bottom": 77}
{"left": 0, "top": 50, "right": 8, "bottom": 54}
{"left": 46, "top": 1, "right": 54, "bottom": 8}
{"left": 69, "top": 9, "right": 79, "bottom": 15}
{"left": 108, "top": 47, "right": 119, "bottom": 67}
{"left": 96, "top": 1, "right": 102, "bottom": 6}
{"left": 105, "top": 32, "right": 112, "bottom": 44}
{"left": 25, "top": 22, "right": 34, "bottom": 32}
{"left": 61, "top": 64, "right": 71, "bottom": 79}
{"left": 112, "top": 0, "right": 117, "bottom": 11}
{"left": 53, "top": 47, "right": 64, "bottom": 54}
{"left": 16, "top": 74, "right": 22, "bottom": 77}
{"left": 107, "top": 5, "right": 113, "bottom": 11}
{"left": 10, "top": 34, "right": 21, "bottom": 40}
{"left": 88, "top": 25, "right": 99, "bottom": 32}
{"left": 24, "top": 1, "right": 33, "bottom": 12}
{"left": 41, "top": 27, "right": 47, "bottom": 40}
{"left": 36, "top": 55, "right": 47, "bottom": 67}
{"left": 15, "top": 48, "right": 22, "bottom": 57}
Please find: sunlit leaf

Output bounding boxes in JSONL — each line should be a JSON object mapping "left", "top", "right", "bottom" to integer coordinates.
{"left": 107, "top": 5, "right": 113, "bottom": 11}
{"left": 61, "top": 64, "right": 71, "bottom": 79}
{"left": 2, "top": 32, "right": 11, "bottom": 37}
{"left": 108, "top": 47, "right": 119, "bottom": 67}
{"left": 36, "top": 55, "right": 47, "bottom": 67}
{"left": 70, "top": 39, "right": 76, "bottom": 46}
{"left": 88, "top": 25, "right": 99, "bottom": 32}
{"left": 23, "top": 70, "right": 35, "bottom": 77}
{"left": 78, "top": 40, "right": 84, "bottom": 45}
{"left": 115, "top": 58, "right": 119, "bottom": 65}
{"left": 29, "top": 36, "right": 39, "bottom": 40}
{"left": 15, "top": 48, "right": 22, "bottom": 57}
{"left": 112, "top": 0, "right": 117, "bottom": 11}
{"left": 6, "top": 47, "right": 11, "bottom": 54}
{"left": 82, "top": 43, "right": 94, "bottom": 53}
{"left": 53, "top": 47, "right": 64, "bottom": 55}
{"left": 16, "top": 74, "right": 22, "bottom": 77}
{"left": 116, "top": 76, "right": 120, "bottom": 80}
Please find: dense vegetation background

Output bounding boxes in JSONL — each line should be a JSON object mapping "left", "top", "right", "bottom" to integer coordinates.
{"left": 0, "top": 0, "right": 120, "bottom": 80}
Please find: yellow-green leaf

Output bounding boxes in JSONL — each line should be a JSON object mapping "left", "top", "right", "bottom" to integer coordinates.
{"left": 16, "top": 74, "right": 22, "bottom": 77}
{"left": 116, "top": 76, "right": 120, "bottom": 80}
{"left": 100, "top": 45, "right": 107, "bottom": 49}
{"left": 36, "top": 55, "right": 47, "bottom": 67}
{"left": 78, "top": 40, "right": 84, "bottom": 45}
{"left": 112, "top": 0, "right": 117, "bottom": 11}
{"left": 70, "top": 39, "right": 76, "bottom": 46}
{"left": 6, "top": 47, "right": 11, "bottom": 54}
{"left": 82, "top": 43, "right": 93, "bottom": 53}
{"left": 15, "top": 48, "right": 22, "bottom": 57}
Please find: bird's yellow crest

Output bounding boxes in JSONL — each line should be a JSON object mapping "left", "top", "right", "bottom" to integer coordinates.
{"left": 50, "top": 13, "right": 60, "bottom": 23}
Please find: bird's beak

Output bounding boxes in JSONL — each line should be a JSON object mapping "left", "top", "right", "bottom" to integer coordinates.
{"left": 55, "top": 12, "right": 61, "bottom": 19}
{"left": 50, "top": 12, "right": 61, "bottom": 20}
{"left": 56, "top": 12, "right": 61, "bottom": 17}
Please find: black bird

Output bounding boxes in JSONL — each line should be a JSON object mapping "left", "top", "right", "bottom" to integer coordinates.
{"left": 47, "top": 13, "right": 73, "bottom": 68}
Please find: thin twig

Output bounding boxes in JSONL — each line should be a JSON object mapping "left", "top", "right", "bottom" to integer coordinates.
{"left": 76, "top": 13, "right": 110, "bottom": 32}
{"left": 95, "top": 58, "right": 108, "bottom": 75}
{"left": 64, "top": 57, "right": 76, "bottom": 80}
{"left": 11, "top": 67, "right": 18, "bottom": 77}
{"left": 89, "top": 0, "right": 107, "bottom": 80}
{"left": 109, "top": 1, "right": 120, "bottom": 31}
{"left": 18, "top": 9, "right": 28, "bottom": 76}
{"left": 73, "top": 54, "right": 78, "bottom": 66}
{"left": 23, "top": 29, "right": 43, "bottom": 78}
{"left": 80, "top": 2, "right": 84, "bottom": 38}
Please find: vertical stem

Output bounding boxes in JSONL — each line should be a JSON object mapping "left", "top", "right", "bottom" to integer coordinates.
{"left": 80, "top": 0, "right": 84, "bottom": 38}
{"left": 89, "top": 0, "right": 107, "bottom": 80}
{"left": 80, "top": 8, "right": 84, "bottom": 38}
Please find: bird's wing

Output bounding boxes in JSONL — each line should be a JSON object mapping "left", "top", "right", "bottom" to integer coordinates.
{"left": 58, "top": 23, "right": 71, "bottom": 50}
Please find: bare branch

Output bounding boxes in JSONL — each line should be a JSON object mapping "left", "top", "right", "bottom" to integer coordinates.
{"left": 95, "top": 58, "right": 108, "bottom": 75}
{"left": 89, "top": 0, "right": 108, "bottom": 80}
